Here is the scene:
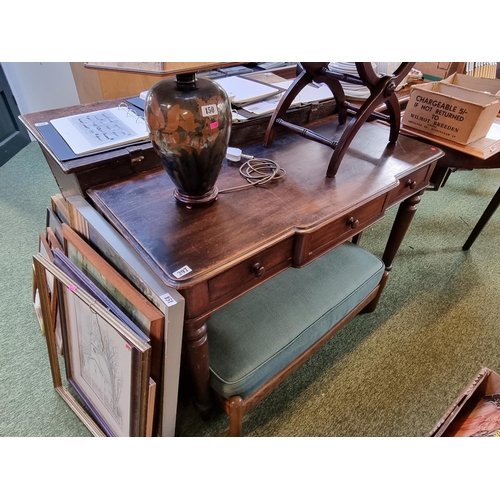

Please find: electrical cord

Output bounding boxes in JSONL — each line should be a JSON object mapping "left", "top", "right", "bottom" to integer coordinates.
{"left": 218, "top": 157, "right": 286, "bottom": 194}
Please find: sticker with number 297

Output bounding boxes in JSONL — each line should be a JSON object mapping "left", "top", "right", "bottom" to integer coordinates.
{"left": 173, "top": 265, "right": 192, "bottom": 279}
{"left": 201, "top": 104, "right": 218, "bottom": 117}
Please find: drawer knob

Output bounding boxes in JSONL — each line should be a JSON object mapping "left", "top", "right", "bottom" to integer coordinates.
{"left": 131, "top": 155, "right": 145, "bottom": 164}
{"left": 405, "top": 179, "right": 417, "bottom": 189}
{"left": 252, "top": 263, "right": 265, "bottom": 277}
{"left": 347, "top": 217, "right": 359, "bottom": 229}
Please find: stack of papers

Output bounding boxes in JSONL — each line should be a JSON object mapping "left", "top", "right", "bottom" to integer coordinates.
{"left": 240, "top": 80, "right": 333, "bottom": 116}
{"left": 214, "top": 76, "right": 282, "bottom": 105}
{"left": 135, "top": 72, "right": 336, "bottom": 122}
{"left": 328, "top": 62, "right": 374, "bottom": 100}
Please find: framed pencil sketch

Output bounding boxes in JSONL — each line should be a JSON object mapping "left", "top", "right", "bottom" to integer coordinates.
{"left": 61, "top": 223, "right": 165, "bottom": 434}
{"left": 66, "top": 195, "right": 185, "bottom": 437}
{"left": 33, "top": 253, "right": 151, "bottom": 437}
{"left": 61, "top": 278, "right": 149, "bottom": 436}
{"left": 62, "top": 224, "right": 164, "bottom": 367}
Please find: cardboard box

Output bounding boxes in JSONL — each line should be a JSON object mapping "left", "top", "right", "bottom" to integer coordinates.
{"left": 443, "top": 73, "right": 500, "bottom": 96}
{"left": 430, "top": 367, "right": 500, "bottom": 437}
{"left": 402, "top": 81, "right": 500, "bottom": 144}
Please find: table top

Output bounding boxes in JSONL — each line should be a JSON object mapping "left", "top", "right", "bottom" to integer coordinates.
{"left": 19, "top": 96, "right": 338, "bottom": 177}
{"left": 401, "top": 117, "right": 500, "bottom": 161}
{"left": 88, "top": 119, "right": 443, "bottom": 289}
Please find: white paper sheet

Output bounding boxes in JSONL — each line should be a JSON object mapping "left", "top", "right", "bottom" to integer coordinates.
{"left": 50, "top": 106, "right": 148, "bottom": 155}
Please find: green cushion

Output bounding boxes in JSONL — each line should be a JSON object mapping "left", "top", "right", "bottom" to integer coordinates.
{"left": 207, "top": 242, "right": 385, "bottom": 399}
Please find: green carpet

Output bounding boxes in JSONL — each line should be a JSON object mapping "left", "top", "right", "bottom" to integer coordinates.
{"left": 2, "top": 141, "right": 500, "bottom": 437}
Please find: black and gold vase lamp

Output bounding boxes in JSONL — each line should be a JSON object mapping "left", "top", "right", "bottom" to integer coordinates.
{"left": 144, "top": 71, "right": 232, "bottom": 207}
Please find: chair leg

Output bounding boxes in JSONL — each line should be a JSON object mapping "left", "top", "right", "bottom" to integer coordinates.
{"left": 228, "top": 396, "right": 244, "bottom": 437}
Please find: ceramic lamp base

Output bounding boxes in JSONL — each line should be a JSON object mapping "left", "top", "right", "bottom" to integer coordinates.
{"left": 144, "top": 73, "right": 232, "bottom": 208}
{"left": 174, "top": 186, "right": 219, "bottom": 209}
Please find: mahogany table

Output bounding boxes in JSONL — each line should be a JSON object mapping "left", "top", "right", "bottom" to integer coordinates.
{"left": 18, "top": 89, "right": 408, "bottom": 199}
{"left": 84, "top": 120, "right": 443, "bottom": 416}
{"left": 400, "top": 120, "right": 500, "bottom": 249}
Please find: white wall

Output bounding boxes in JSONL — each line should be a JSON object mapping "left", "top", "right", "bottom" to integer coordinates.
{"left": 1, "top": 62, "right": 80, "bottom": 115}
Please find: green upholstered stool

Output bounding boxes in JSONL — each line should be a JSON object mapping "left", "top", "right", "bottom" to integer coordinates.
{"left": 206, "top": 241, "right": 385, "bottom": 436}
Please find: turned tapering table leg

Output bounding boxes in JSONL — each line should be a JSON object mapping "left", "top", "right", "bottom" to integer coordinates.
{"left": 365, "top": 191, "right": 423, "bottom": 312}
{"left": 183, "top": 321, "right": 212, "bottom": 418}
{"left": 382, "top": 190, "right": 423, "bottom": 272}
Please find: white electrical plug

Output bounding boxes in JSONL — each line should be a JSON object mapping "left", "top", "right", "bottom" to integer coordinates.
{"left": 226, "top": 147, "right": 254, "bottom": 162}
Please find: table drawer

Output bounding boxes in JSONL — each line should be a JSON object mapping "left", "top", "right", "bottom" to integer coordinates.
{"left": 307, "top": 195, "right": 386, "bottom": 258}
{"left": 387, "top": 164, "right": 432, "bottom": 205}
{"left": 208, "top": 237, "right": 294, "bottom": 302}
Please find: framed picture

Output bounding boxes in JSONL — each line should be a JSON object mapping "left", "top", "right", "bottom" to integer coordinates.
{"left": 46, "top": 207, "right": 63, "bottom": 246}
{"left": 34, "top": 233, "right": 63, "bottom": 352}
{"left": 66, "top": 195, "right": 185, "bottom": 437}
{"left": 34, "top": 253, "right": 152, "bottom": 436}
{"left": 32, "top": 264, "right": 45, "bottom": 334}
{"left": 61, "top": 223, "right": 164, "bottom": 392}
{"left": 46, "top": 226, "right": 63, "bottom": 252}
{"left": 50, "top": 193, "right": 70, "bottom": 225}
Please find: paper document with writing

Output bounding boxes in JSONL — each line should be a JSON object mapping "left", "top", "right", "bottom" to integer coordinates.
{"left": 242, "top": 94, "right": 299, "bottom": 116}
{"left": 215, "top": 75, "right": 282, "bottom": 105}
{"left": 272, "top": 80, "right": 334, "bottom": 104}
{"left": 241, "top": 80, "right": 334, "bottom": 116}
{"left": 243, "top": 72, "right": 287, "bottom": 86}
{"left": 50, "top": 106, "right": 148, "bottom": 155}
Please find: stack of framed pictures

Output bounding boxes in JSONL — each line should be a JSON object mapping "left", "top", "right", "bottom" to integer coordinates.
{"left": 35, "top": 253, "right": 153, "bottom": 436}
{"left": 65, "top": 195, "right": 185, "bottom": 437}
{"left": 33, "top": 194, "right": 184, "bottom": 437}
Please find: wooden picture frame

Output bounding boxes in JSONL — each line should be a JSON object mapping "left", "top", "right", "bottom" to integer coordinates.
{"left": 51, "top": 193, "right": 70, "bottom": 225}
{"left": 66, "top": 195, "right": 185, "bottom": 437}
{"left": 46, "top": 207, "right": 63, "bottom": 246}
{"left": 46, "top": 226, "right": 63, "bottom": 252}
{"left": 34, "top": 233, "right": 63, "bottom": 352}
{"left": 61, "top": 223, "right": 165, "bottom": 434}
{"left": 33, "top": 253, "right": 152, "bottom": 436}
{"left": 32, "top": 263, "right": 45, "bottom": 334}
{"left": 62, "top": 224, "right": 164, "bottom": 377}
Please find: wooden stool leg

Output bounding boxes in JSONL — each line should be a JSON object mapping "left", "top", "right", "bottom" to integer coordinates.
{"left": 385, "top": 93, "right": 401, "bottom": 144}
{"left": 263, "top": 71, "right": 311, "bottom": 148}
{"left": 326, "top": 78, "right": 391, "bottom": 178}
{"left": 228, "top": 396, "right": 244, "bottom": 437}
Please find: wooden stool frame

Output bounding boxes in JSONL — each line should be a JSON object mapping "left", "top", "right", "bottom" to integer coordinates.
{"left": 263, "top": 62, "right": 415, "bottom": 177}
{"left": 217, "top": 272, "right": 389, "bottom": 437}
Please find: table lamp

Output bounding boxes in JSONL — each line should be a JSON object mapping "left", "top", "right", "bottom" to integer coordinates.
{"left": 144, "top": 71, "right": 232, "bottom": 208}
